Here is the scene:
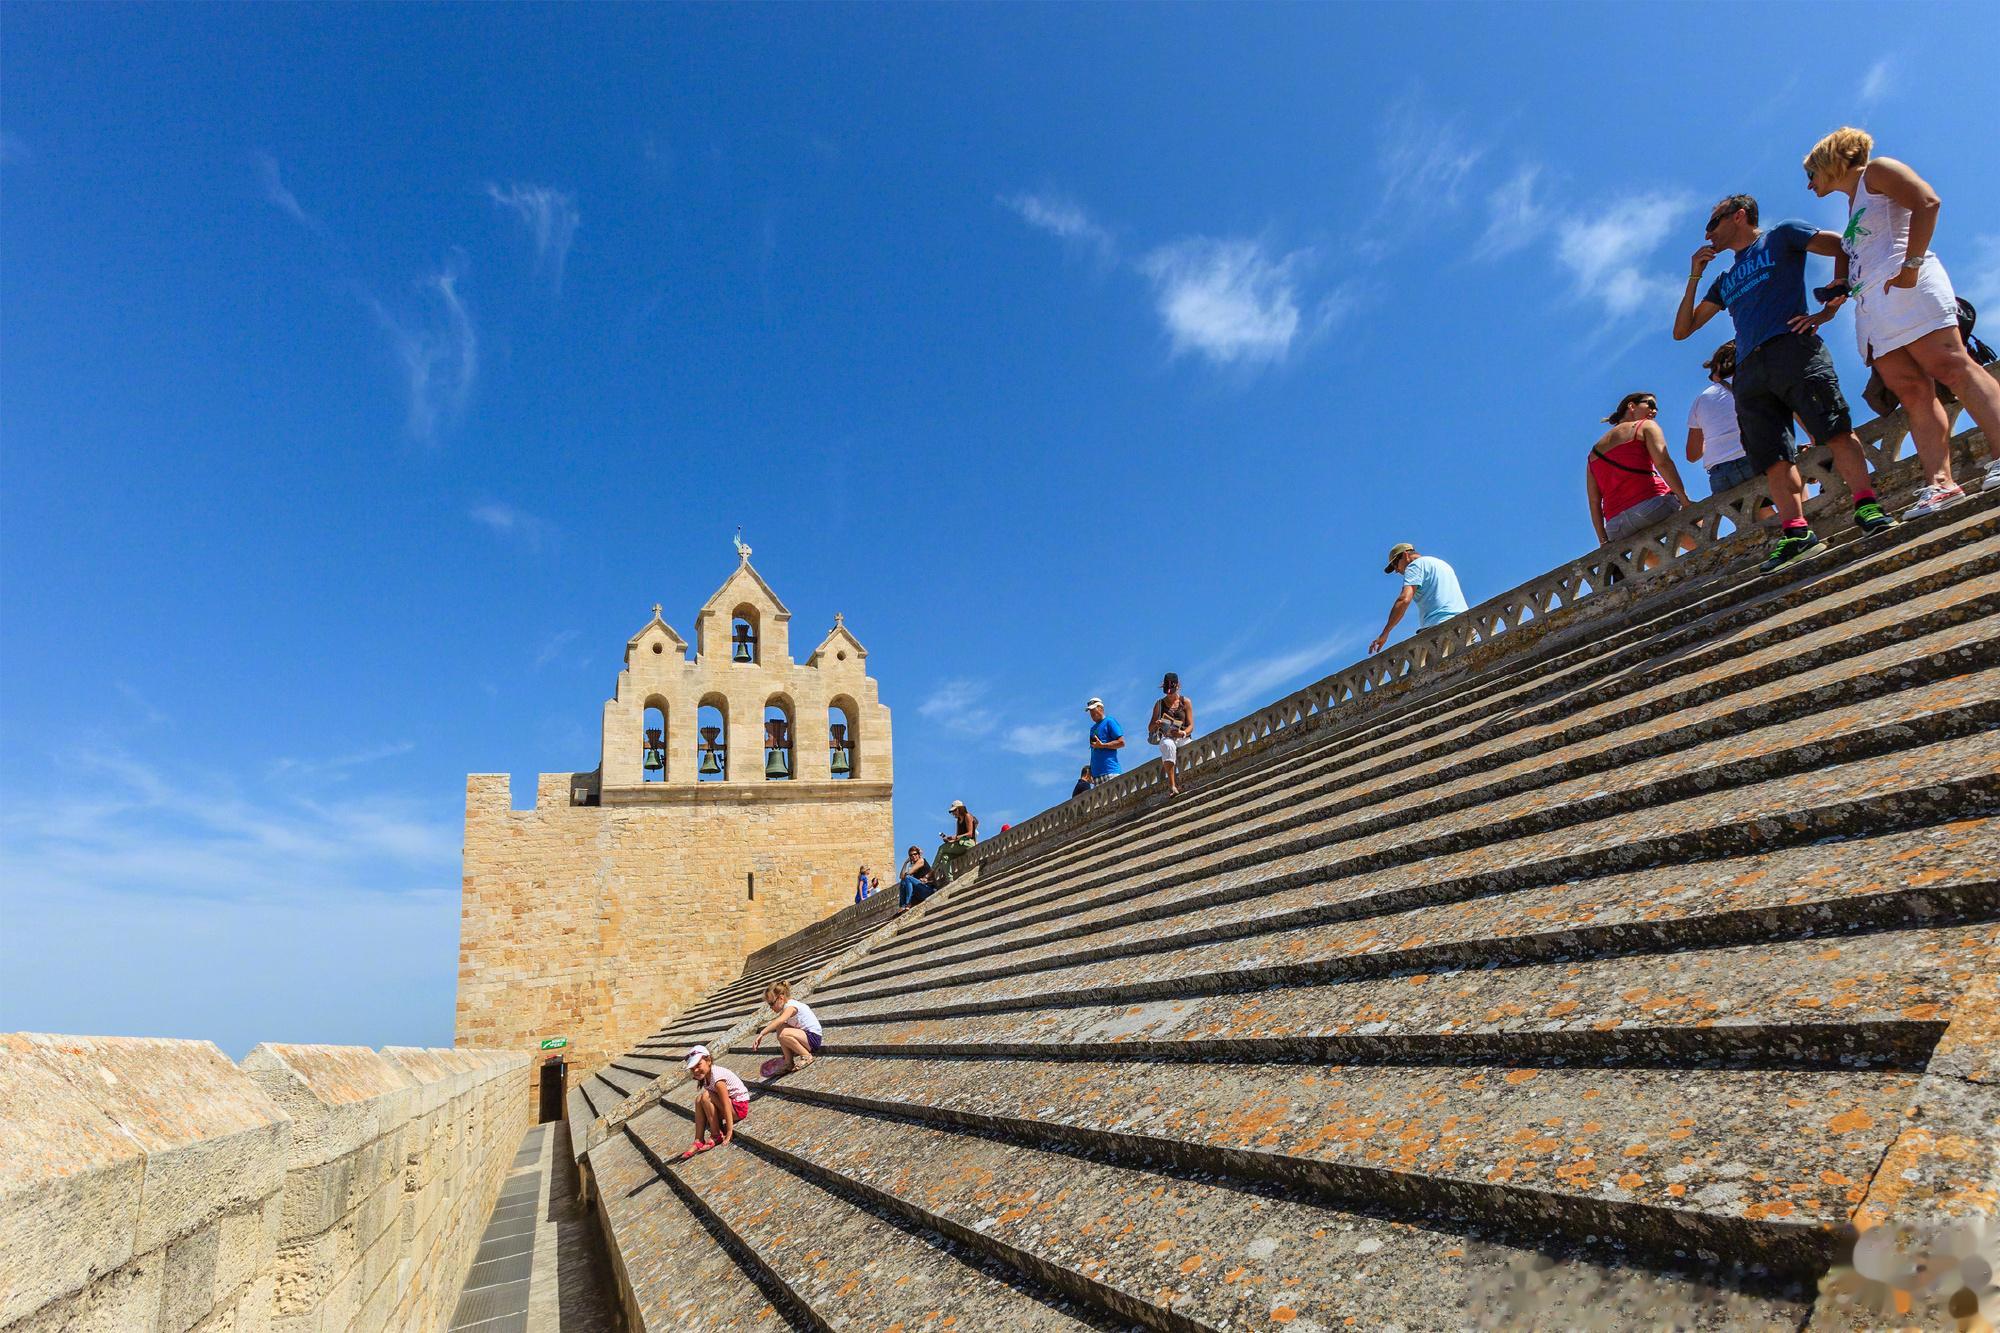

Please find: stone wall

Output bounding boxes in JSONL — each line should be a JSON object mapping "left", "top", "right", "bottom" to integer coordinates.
{"left": 457, "top": 770, "right": 893, "bottom": 1115}
{"left": 0, "top": 1033, "right": 526, "bottom": 1333}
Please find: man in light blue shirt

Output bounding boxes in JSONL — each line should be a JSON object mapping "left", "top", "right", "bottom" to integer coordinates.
{"left": 1369, "top": 543, "right": 1469, "bottom": 655}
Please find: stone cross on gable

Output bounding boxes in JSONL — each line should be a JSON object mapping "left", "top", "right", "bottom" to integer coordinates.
{"left": 733, "top": 527, "right": 752, "bottom": 564}
{"left": 652, "top": 603, "right": 663, "bottom": 620}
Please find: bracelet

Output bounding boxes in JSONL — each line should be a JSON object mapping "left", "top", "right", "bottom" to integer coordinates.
{"left": 1902, "top": 256, "right": 1923, "bottom": 270}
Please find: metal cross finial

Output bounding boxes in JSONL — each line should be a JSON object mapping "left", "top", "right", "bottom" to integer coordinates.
{"left": 733, "top": 526, "right": 752, "bottom": 564}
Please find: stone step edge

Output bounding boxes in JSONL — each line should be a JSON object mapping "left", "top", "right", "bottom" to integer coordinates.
{"left": 809, "top": 1016, "right": 1946, "bottom": 1075}
{"left": 751, "top": 1080, "right": 1845, "bottom": 1289}
{"left": 615, "top": 1122, "right": 824, "bottom": 1332}
{"left": 846, "top": 633, "right": 2000, "bottom": 990}
{"left": 932, "top": 549, "right": 2000, "bottom": 939}
{"left": 969, "top": 497, "right": 2000, "bottom": 890}
{"left": 832, "top": 703, "right": 2000, "bottom": 1000}
{"left": 818, "top": 874, "right": 2000, "bottom": 1030}
{"left": 637, "top": 1100, "right": 1216, "bottom": 1333}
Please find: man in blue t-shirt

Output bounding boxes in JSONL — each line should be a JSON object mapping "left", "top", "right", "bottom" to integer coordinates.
{"left": 1085, "top": 697, "right": 1124, "bottom": 782}
{"left": 1370, "top": 544, "right": 1470, "bottom": 655}
{"left": 1673, "top": 193, "right": 1891, "bottom": 573}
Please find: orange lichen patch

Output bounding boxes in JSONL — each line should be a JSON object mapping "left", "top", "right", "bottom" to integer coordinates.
{"left": 1271, "top": 1307, "right": 1298, "bottom": 1323}
{"left": 1224, "top": 1267, "right": 1249, "bottom": 1284}
{"left": 1618, "top": 1173, "right": 1645, "bottom": 1190}
{"left": 1668, "top": 1184, "right": 1687, "bottom": 1197}
{"left": 1743, "top": 1200, "right": 1796, "bottom": 1220}
{"left": 1503, "top": 1069, "right": 1539, "bottom": 1086}
{"left": 1828, "top": 1108, "right": 1876, "bottom": 1135}
{"left": 1154, "top": 1240, "right": 1175, "bottom": 1253}
{"left": 1547, "top": 1000, "right": 1580, "bottom": 1017}
{"left": 1179, "top": 1256, "right": 1205, "bottom": 1275}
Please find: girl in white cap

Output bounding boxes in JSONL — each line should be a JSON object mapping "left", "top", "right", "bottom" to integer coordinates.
{"left": 679, "top": 1045, "right": 749, "bottom": 1158}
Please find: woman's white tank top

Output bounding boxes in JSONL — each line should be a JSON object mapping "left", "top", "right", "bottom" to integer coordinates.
{"left": 1842, "top": 175, "right": 1927, "bottom": 292}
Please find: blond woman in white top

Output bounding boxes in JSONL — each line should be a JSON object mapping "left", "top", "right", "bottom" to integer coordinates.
{"left": 1803, "top": 127, "right": 2000, "bottom": 514}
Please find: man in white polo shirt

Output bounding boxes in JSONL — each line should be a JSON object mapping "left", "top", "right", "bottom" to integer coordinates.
{"left": 1685, "top": 340, "right": 1763, "bottom": 496}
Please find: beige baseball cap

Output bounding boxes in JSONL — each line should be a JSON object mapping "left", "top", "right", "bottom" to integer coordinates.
{"left": 1384, "top": 542, "right": 1416, "bottom": 573}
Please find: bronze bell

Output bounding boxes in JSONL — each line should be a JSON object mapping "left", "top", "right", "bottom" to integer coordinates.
{"left": 828, "top": 722, "right": 851, "bottom": 777}
{"left": 697, "top": 725, "right": 725, "bottom": 776}
{"left": 731, "top": 622, "right": 755, "bottom": 662}
{"left": 642, "top": 728, "right": 666, "bottom": 773}
{"left": 764, "top": 719, "right": 791, "bottom": 778}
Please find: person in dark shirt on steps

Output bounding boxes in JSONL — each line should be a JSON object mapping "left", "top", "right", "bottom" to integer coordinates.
{"left": 895, "top": 845, "right": 934, "bottom": 910}
{"left": 934, "top": 800, "right": 978, "bottom": 883}
{"left": 1673, "top": 192, "right": 1895, "bottom": 574}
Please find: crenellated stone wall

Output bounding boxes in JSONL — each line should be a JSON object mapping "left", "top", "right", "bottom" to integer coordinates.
{"left": 0, "top": 1034, "right": 527, "bottom": 1333}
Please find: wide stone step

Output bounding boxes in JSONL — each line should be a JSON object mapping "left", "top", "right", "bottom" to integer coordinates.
{"left": 588, "top": 1128, "right": 793, "bottom": 1329}
{"left": 850, "top": 622, "right": 2000, "bottom": 991}
{"left": 664, "top": 1083, "right": 1808, "bottom": 1330}
{"left": 822, "top": 821, "right": 2000, "bottom": 1023}
{"left": 893, "top": 602, "right": 2000, "bottom": 971}
{"left": 813, "top": 921, "right": 1998, "bottom": 1069}
{"left": 758, "top": 1054, "right": 1917, "bottom": 1276}
{"left": 619, "top": 1106, "right": 1113, "bottom": 1331}
{"left": 823, "top": 715, "right": 2000, "bottom": 1019}
{"left": 962, "top": 502, "right": 2000, "bottom": 905}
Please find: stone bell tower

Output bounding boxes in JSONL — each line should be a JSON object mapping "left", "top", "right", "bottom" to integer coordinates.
{"left": 455, "top": 540, "right": 893, "bottom": 1106}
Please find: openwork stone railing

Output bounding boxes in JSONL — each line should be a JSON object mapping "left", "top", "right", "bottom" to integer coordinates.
{"left": 965, "top": 367, "right": 1995, "bottom": 875}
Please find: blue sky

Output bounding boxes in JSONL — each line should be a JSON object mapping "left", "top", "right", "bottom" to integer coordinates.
{"left": 4, "top": 3, "right": 1996, "bottom": 1056}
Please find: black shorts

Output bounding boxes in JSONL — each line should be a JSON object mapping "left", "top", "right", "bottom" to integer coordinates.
{"left": 1733, "top": 331, "right": 1852, "bottom": 471}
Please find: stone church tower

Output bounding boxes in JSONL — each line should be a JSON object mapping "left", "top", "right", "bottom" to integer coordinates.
{"left": 456, "top": 546, "right": 893, "bottom": 1104}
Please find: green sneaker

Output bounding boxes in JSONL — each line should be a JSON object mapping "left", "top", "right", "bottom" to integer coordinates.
{"left": 1759, "top": 529, "right": 1825, "bottom": 573}
{"left": 1854, "top": 500, "right": 1897, "bottom": 534}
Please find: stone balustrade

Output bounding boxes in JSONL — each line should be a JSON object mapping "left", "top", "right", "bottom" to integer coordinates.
{"left": 964, "top": 369, "right": 1996, "bottom": 878}
{"left": 0, "top": 1034, "right": 526, "bottom": 1333}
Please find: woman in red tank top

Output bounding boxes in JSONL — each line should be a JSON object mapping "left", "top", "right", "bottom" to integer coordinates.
{"left": 1587, "top": 391, "right": 1690, "bottom": 552}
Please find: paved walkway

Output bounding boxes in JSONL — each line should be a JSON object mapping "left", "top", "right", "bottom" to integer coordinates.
{"left": 448, "top": 1120, "right": 621, "bottom": 1333}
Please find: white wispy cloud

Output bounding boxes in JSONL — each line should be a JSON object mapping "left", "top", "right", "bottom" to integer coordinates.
{"left": 255, "top": 152, "right": 322, "bottom": 232}
{"left": 114, "top": 681, "right": 172, "bottom": 728}
{"left": 268, "top": 740, "right": 416, "bottom": 782}
{"left": 370, "top": 253, "right": 478, "bottom": 443}
{"left": 1555, "top": 192, "right": 1693, "bottom": 320}
{"left": 1861, "top": 58, "right": 1895, "bottom": 103}
{"left": 1209, "top": 628, "right": 1367, "bottom": 713}
{"left": 1001, "top": 721, "right": 1078, "bottom": 757}
{"left": 1141, "top": 237, "right": 1306, "bottom": 366}
{"left": 917, "top": 678, "right": 997, "bottom": 737}
{"left": 486, "top": 182, "right": 581, "bottom": 295}
{"left": 1001, "top": 192, "right": 1116, "bottom": 259}
{"left": 533, "top": 628, "right": 580, "bottom": 669}
{"left": 1378, "top": 94, "right": 1485, "bottom": 209}
{"left": 1961, "top": 235, "right": 2000, "bottom": 309}
{"left": 1475, "top": 165, "right": 1549, "bottom": 259}
{"left": 470, "top": 501, "right": 557, "bottom": 552}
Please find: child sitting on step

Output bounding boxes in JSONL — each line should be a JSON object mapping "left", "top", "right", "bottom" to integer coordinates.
{"left": 679, "top": 1045, "right": 749, "bottom": 1159}
{"left": 752, "top": 981, "right": 823, "bottom": 1074}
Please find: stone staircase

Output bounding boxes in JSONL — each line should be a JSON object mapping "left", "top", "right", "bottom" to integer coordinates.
{"left": 572, "top": 484, "right": 2000, "bottom": 1329}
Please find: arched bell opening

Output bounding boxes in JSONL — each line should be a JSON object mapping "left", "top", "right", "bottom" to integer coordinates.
{"left": 827, "top": 696, "right": 858, "bottom": 781}
{"left": 641, "top": 698, "right": 669, "bottom": 783}
{"left": 696, "top": 697, "right": 729, "bottom": 781}
{"left": 763, "top": 695, "right": 795, "bottom": 781}
{"left": 730, "top": 604, "right": 761, "bottom": 665}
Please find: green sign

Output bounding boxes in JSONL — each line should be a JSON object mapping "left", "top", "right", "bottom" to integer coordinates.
{"left": 539, "top": 1037, "right": 568, "bottom": 1050}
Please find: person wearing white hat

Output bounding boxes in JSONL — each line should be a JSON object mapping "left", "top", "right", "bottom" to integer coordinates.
{"left": 679, "top": 1045, "right": 749, "bottom": 1159}
{"left": 1085, "top": 696, "right": 1125, "bottom": 787}
{"left": 933, "top": 800, "right": 979, "bottom": 885}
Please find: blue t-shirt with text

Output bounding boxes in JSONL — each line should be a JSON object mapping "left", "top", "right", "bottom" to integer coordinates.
{"left": 1704, "top": 220, "right": 1815, "bottom": 357}
{"left": 1404, "top": 555, "right": 1469, "bottom": 627}
{"left": 1089, "top": 716, "right": 1124, "bottom": 779}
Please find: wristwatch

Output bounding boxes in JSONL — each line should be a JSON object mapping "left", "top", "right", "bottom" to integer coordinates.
{"left": 1902, "top": 256, "right": 1923, "bottom": 270}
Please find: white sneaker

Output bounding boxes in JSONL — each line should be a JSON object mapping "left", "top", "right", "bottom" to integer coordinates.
{"left": 1903, "top": 483, "right": 1969, "bottom": 519}
{"left": 1982, "top": 458, "right": 2000, "bottom": 492}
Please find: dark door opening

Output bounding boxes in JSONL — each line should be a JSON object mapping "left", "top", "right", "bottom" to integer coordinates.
{"left": 538, "top": 1054, "right": 567, "bottom": 1123}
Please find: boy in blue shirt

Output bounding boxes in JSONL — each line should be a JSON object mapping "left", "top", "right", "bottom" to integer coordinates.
{"left": 1085, "top": 697, "right": 1124, "bottom": 782}
{"left": 1673, "top": 193, "right": 1892, "bottom": 572}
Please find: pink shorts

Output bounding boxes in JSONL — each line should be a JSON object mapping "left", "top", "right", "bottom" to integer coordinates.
{"left": 729, "top": 1100, "right": 750, "bottom": 1122}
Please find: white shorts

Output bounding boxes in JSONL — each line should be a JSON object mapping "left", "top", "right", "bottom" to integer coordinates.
{"left": 1855, "top": 254, "right": 1958, "bottom": 363}
{"left": 1157, "top": 733, "right": 1191, "bottom": 764}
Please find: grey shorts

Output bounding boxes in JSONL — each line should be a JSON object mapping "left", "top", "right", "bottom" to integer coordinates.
{"left": 1604, "top": 492, "right": 1683, "bottom": 541}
